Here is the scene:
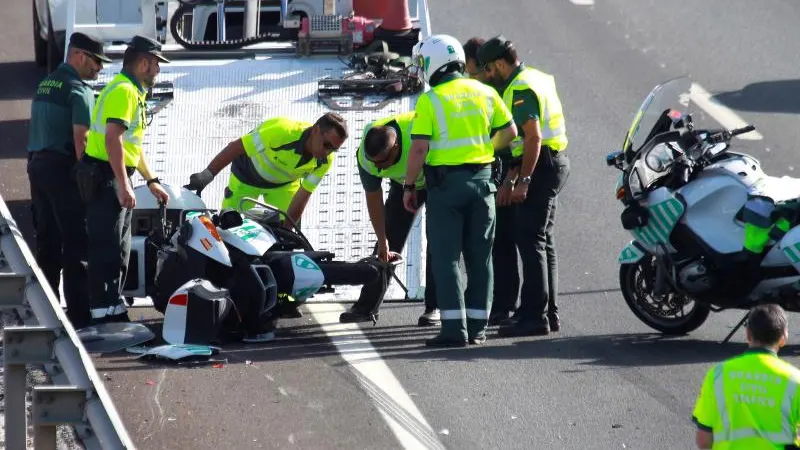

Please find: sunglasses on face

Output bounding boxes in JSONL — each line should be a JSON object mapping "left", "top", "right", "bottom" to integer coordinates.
{"left": 322, "top": 140, "right": 339, "bottom": 151}
{"left": 79, "top": 51, "right": 103, "bottom": 65}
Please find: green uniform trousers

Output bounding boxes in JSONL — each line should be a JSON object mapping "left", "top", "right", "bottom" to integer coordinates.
{"left": 425, "top": 165, "right": 497, "bottom": 340}
{"left": 222, "top": 173, "right": 300, "bottom": 212}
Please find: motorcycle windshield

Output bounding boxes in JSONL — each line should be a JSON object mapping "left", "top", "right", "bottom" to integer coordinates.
{"left": 622, "top": 77, "right": 693, "bottom": 159}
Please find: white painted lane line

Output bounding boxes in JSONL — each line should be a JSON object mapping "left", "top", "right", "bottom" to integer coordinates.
{"left": 570, "top": 0, "right": 595, "bottom": 5}
{"left": 306, "top": 303, "right": 447, "bottom": 450}
{"left": 690, "top": 83, "right": 764, "bottom": 141}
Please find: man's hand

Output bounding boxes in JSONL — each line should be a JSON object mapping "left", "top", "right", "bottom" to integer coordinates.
{"left": 118, "top": 180, "right": 136, "bottom": 209}
{"left": 186, "top": 168, "right": 214, "bottom": 191}
{"left": 403, "top": 190, "right": 418, "bottom": 213}
{"left": 497, "top": 181, "right": 513, "bottom": 207}
{"left": 510, "top": 183, "right": 528, "bottom": 204}
{"left": 377, "top": 239, "right": 391, "bottom": 262}
{"left": 149, "top": 182, "right": 170, "bottom": 204}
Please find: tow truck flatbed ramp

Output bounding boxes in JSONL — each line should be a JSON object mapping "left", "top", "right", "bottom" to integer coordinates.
{"left": 72, "top": 0, "right": 433, "bottom": 305}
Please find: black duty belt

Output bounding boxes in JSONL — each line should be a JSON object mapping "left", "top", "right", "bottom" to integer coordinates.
{"left": 81, "top": 154, "right": 136, "bottom": 178}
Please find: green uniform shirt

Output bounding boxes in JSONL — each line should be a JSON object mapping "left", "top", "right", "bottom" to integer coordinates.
{"left": 498, "top": 63, "right": 540, "bottom": 139}
{"left": 27, "top": 63, "right": 94, "bottom": 156}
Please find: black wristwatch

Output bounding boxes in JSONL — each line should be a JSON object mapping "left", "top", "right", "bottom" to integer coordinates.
{"left": 403, "top": 183, "right": 415, "bottom": 192}
{"left": 147, "top": 177, "right": 161, "bottom": 186}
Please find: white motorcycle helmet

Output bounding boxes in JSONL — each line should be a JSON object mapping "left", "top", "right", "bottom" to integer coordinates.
{"left": 412, "top": 34, "right": 466, "bottom": 84}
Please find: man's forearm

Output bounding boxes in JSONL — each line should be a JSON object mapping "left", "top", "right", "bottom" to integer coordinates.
{"left": 492, "top": 124, "right": 518, "bottom": 151}
{"left": 105, "top": 136, "right": 129, "bottom": 185}
{"left": 208, "top": 139, "right": 245, "bottom": 175}
{"left": 365, "top": 190, "right": 387, "bottom": 244}
{"left": 286, "top": 187, "right": 312, "bottom": 224}
{"left": 73, "top": 125, "right": 88, "bottom": 160}
{"left": 404, "top": 140, "right": 429, "bottom": 186}
{"left": 519, "top": 134, "right": 541, "bottom": 179}
{"left": 137, "top": 152, "right": 155, "bottom": 181}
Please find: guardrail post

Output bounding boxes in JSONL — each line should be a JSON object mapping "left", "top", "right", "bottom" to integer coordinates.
{"left": 3, "top": 326, "right": 58, "bottom": 450}
{"left": 32, "top": 387, "right": 88, "bottom": 450}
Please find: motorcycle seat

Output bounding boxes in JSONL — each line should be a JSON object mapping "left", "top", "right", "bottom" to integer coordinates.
{"left": 261, "top": 250, "right": 335, "bottom": 264}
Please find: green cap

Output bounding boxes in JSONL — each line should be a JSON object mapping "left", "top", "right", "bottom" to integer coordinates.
{"left": 476, "top": 35, "right": 511, "bottom": 66}
{"left": 127, "top": 35, "right": 170, "bottom": 63}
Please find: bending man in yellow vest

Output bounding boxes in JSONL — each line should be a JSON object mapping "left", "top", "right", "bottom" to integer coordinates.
{"left": 338, "top": 111, "right": 440, "bottom": 326}
{"left": 186, "top": 113, "right": 348, "bottom": 228}
{"left": 477, "top": 35, "right": 571, "bottom": 338}
{"left": 692, "top": 304, "right": 800, "bottom": 449}
{"left": 80, "top": 36, "right": 170, "bottom": 324}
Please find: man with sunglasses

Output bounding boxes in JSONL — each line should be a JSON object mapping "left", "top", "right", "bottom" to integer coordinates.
{"left": 477, "top": 35, "right": 571, "bottom": 337}
{"left": 464, "top": 36, "right": 522, "bottom": 327}
{"left": 81, "top": 35, "right": 171, "bottom": 325}
{"left": 186, "top": 112, "right": 348, "bottom": 230}
{"left": 26, "top": 32, "right": 110, "bottom": 329}
{"left": 339, "top": 111, "right": 440, "bottom": 326}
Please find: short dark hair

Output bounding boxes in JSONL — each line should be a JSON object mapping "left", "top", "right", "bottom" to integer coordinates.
{"left": 462, "top": 37, "right": 486, "bottom": 63}
{"left": 316, "top": 112, "right": 348, "bottom": 140}
{"left": 122, "top": 47, "right": 146, "bottom": 71}
{"left": 496, "top": 41, "right": 519, "bottom": 66}
{"left": 364, "top": 126, "right": 396, "bottom": 159}
{"left": 747, "top": 304, "right": 788, "bottom": 345}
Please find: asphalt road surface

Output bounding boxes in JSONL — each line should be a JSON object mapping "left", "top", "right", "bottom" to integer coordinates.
{"left": 3, "top": 1, "right": 800, "bottom": 449}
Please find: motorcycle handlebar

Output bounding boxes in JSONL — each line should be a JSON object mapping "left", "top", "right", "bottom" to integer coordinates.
{"left": 730, "top": 125, "right": 756, "bottom": 137}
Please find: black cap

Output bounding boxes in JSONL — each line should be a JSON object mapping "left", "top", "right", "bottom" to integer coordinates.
{"left": 69, "top": 32, "right": 112, "bottom": 63}
{"left": 476, "top": 35, "right": 512, "bottom": 66}
{"left": 127, "top": 35, "right": 170, "bottom": 63}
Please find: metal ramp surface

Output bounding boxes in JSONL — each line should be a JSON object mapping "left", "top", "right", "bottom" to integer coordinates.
{"left": 94, "top": 56, "right": 426, "bottom": 304}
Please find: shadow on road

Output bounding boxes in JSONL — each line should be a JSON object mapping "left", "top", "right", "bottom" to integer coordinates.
{"left": 94, "top": 307, "right": 767, "bottom": 374}
{"left": 713, "top": 79, "right": 800, "bottom": 115}
{"left": 0, "top": 119, "right": 30, "bottom": 159}
{"left": 0, "top": 60, "right": 44, "bottom": 101}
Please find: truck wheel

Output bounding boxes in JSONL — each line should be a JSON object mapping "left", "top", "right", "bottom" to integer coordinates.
{"left": 33, "top": 0, "right": 48, "bottom": 66}
{"left": 45, "top": 2, "right": 63, "bottom": 73}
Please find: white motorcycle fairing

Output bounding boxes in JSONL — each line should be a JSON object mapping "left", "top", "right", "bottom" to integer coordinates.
{"left": 217, "top": 218, "right": 278, "bottom": 257}
{"left": 184, "top": 212, "right": 232, "bottom": 267}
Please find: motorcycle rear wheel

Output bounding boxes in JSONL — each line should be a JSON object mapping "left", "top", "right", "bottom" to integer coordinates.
{"left": 620, "top": 258, "right": 710, "bottom": 335}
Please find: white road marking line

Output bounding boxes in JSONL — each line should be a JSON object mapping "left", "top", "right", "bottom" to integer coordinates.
{"left": 306, "top": 302, "right": 447, "bottom": 450}
{"left": 570, "top": 0, "right": 595, "bottom": 5}
{"left": 690, "top": 83, "right": 764, "bottom": 141}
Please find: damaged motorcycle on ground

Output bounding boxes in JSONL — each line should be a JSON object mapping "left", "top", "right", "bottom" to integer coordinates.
{"left": 121, "top": 183, "right": 387, "bottom": 344}
{"left": 606, "top": 76, "right": 800, "bottom": 340}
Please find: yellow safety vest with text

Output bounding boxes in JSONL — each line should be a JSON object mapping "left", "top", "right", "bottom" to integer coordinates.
{"left": 357, "top": 112, "right": 424, "bottom": 188}
{"left": 240, "top": 117, "right": 334, "bottom": 193}
{"left": 85, "top": 73, "right": 147, "bottom": 168}
{"left": 503, "top": 66, "right": 568, "bottom": 157}
{"left": 692, "top": 349, "right": 800, "bottom": 449}
{"left": 411, "top": 76, "right": 513, "bottom": 166}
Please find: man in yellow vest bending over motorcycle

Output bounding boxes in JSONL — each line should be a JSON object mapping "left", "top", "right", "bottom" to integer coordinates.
{"left": 186, "top": 113, "right": 348, "bottom": 228}
{"left": 339, "top": 111, "right": 440, "bottom": 327}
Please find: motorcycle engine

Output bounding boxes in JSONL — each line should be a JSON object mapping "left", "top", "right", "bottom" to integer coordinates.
{"left": 678, "top": 260, "right": 713, "bottom": 294}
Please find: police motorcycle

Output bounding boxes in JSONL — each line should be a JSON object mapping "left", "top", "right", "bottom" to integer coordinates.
{"left": 121, "top": 182, "right": 383, "bottom": 343}
{"left": 606, "top": 76, "right": 800, "bottom": 338}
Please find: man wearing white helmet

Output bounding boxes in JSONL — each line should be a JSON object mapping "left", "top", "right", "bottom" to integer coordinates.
{"left": 403, "top": 34, "right": 518, "bottom": 347}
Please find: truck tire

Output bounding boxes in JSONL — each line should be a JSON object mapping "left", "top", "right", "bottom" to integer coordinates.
{"left": 33, "top": 0, "right": 47, "bottom": 67}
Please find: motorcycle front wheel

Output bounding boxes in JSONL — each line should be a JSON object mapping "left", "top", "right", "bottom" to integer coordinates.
{"left": 620, "top": 258, "right": 710, "bottom": 335}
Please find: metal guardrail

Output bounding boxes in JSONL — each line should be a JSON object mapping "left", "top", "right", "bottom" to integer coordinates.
{"left": 0, "top": 195, "right": 135, "bottom": 449}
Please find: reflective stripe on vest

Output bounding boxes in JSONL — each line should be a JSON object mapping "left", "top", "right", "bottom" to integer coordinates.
{"left": 422, "top": 78, "right": 497, "bottom": 166}
{"left": 503, "top": 67, "right": 568, "bottom": 155}
{"left": 249, "top": 130, "right": 297, "bottom": 184}
{"left": 86, "top": 77, "right": 145, "bottom": 167}
{"left": 712, "top": 362, "right": 800, "bottom": 444}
